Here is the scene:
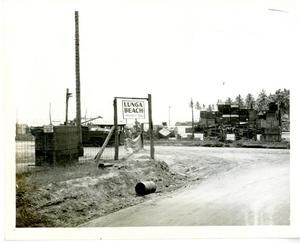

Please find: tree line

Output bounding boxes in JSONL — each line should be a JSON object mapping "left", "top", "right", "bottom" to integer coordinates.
{"left": 190, "top": 88, "right": 290, "bottom": 118}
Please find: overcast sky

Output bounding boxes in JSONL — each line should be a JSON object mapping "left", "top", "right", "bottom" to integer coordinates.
{"left": 2, "top": 0, "right": 300, "bottom": 126}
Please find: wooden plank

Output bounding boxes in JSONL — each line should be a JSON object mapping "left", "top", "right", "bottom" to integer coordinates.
{"left": 95, "top": 126, "right": 115, "bottom": 163}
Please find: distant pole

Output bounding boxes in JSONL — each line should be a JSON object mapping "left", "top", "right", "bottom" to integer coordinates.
{"left": 75, "top": 11, "right": 82, "bottom": 144}
{"left": 65, "top": 89, "right": 68, "bottom": 124}
{"left": 168, "top": 105, "right": 171, "bottom": 127}
{"left": 192, "top": 108, "right": 194, "bottom": 138}
{"left": 49, "top": 103, "right": 52, "bottom": 125}
{"left": 65, "top": 88, "right": 72, "bottom": 125}
{"left": 148, "top": 94, "right": 154, "bottom": 159}
{"left": 114, "top": 98, "right": 119, "bottom": 160}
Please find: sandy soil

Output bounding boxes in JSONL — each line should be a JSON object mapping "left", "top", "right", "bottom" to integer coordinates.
{"left": 83, "top": 148, "right": 289, "bottom": 226}
{"left": 16, "top": 145, "right": 289, "bottom": 227}
{"left": 16, "top": 149, "right": 186, "bottom": 227}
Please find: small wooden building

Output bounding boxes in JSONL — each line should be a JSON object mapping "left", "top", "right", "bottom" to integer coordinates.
{"left": 31, "top": 125, "right": 83, "bottom": 166}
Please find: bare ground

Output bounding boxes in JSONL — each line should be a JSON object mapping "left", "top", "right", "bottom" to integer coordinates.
{"left": 16, "top": 145, "right": 289, "bottom": 227}
{"left": 16, "top": 151, "right": 186, "bottom": 227}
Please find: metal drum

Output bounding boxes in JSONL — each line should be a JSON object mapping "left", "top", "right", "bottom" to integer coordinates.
{"left": 135, "top": 181, "right": 156, "bottom": 195}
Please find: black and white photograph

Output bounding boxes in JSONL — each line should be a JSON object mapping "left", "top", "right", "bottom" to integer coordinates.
{"left": 2, "top": 0, "right": 300, "bottom": 240}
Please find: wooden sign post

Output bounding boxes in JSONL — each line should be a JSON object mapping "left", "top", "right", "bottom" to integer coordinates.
{"left": 114, "top": 98, "right": 119, "bottom": 160}
{"left": 148, "top": 94, "right": 154, "bottom": 159}
{"left": 113, "top": 94, "right": 154, "bottom": 160}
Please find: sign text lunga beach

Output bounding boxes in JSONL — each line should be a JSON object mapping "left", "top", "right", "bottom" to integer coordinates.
{"left": 122, "top": 99, "right": 145, "bottom": 119}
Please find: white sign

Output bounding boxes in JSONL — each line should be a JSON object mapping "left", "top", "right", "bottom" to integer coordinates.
{"left": 226, "top": 133, "right": 236, "bottom": 141}
{"left": 43, "top": 124, "right": 54, "bottom": 133}
{"left": 194, "top": 133, "right": 204, "bottom": 140}
{"left": 159, "top": 128, "right": 171, "bottom": 137}
{"left": 122, "top": 99, "right": 145, "bottom": 119}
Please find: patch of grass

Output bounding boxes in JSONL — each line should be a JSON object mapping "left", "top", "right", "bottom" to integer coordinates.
{"left": 16, "top": 173, "right": 52, "bottom": 227}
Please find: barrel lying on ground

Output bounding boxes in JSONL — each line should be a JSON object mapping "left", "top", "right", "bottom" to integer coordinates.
{"left": 135, "top": 181, "right": 156, "bottom": 195}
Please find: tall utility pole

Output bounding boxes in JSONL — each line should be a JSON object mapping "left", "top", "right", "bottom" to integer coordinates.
{"left": 65, "top": 88, "right": 72, "bottom": 125}
{"left": 75, "top": 11, "right": 82, "bottom": 144}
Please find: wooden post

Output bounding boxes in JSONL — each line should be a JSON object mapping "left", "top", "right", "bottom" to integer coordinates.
{"left": 148, "top": 94, "right": 154, "bottom": 159}
{"left": 52, "top": 127, "right": 57, "bottom": 165}
{"left": 114, "top": 98, "right": 119, "bottom": 160}
{"left": 75, "top": 11, "right": 82, "bottom": 146}
{"left": 278, "top": 103, "right": 282, "bottom": 128}
{"left": 141, "top": 123, "right": 144, "bottom": 149}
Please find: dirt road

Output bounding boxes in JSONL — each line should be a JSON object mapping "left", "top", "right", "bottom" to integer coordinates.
{"left": 81, "top": 146, "right": 289, "bottom": 226}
